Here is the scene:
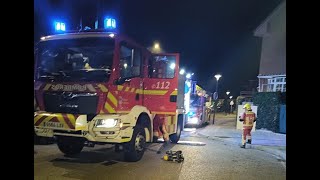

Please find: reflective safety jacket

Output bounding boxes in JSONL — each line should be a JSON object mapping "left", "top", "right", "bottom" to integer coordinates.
{"left": 240, "top": 111, "right": 256, "bottom": 129}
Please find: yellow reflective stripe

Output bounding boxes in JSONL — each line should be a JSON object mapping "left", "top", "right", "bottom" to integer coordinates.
{"left": 34, "top": 115, "right": 43, "bottom": 123}
{"left": 76, "top": 126, "right": 86, "bottom": 130}
{"left": 166, "top": 125, "right": 175, "bottom": 134}
{"left": 118, "top": 85, "right": 124, "bottom": 91}
{"left": 107, "top": 92, "right": 118, "bottom": 107}
{"left": 66, "top": 114, "right": 76, "bottom": 125}
{"left": 43, "top": 84, "right": 51, "bottom": 90}
{"left": 173, "top": 115, "right": 177, "bottom": 124}
{"left": 105, "top": 103, "right": 116, "bottom": 113}
{"left": 98, "top": 84, "right": 108, "bottom": 92}
{"left": 87, "top": 84, "right": 97, "bottom": 92}
{"left": 135, "top": 89, "right": 143, "bottom": 94}
{"left": 152, "top": 112, "right": 176, "bottom": 115}
{"left": 39, "top": 115, "right": 54, "bottom": 126}
{"left": 143, "top": 90, "right": 168, "bottom": 95}
{"left": 171, "top": 124, "right": 175, "bottom": 133}
{"left": 120, "top": 138, "right": 131, "bottom": 142}
{"left": 167, "top": 116, "right": 172, "bottom": 125}
{"left": 125, "top": 87, "right": 130, "bottom": 92}
{"left": 56, "top": 114, "right": 68, "bottom": 128}
{"left": 170, "top": 90, "right": 178, "bottom": 95}
{"left": 131, "top": 88, "right": 135, "bottom": 93}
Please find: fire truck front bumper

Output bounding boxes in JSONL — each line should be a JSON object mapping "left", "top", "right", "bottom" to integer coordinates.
{"left": 34, "top": 112, "right": 134, "bottom": 143}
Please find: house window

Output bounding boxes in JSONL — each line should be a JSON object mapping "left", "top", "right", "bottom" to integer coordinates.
{"left": 267, "top": 76, "right": 286, "bottom": 92}
{"left": 276, "top": 84, "right": 282, "bottom": 91}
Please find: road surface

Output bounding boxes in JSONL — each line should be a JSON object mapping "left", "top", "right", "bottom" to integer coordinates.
{"left": 34, "top": 127, "right": 285, "bottom": 180}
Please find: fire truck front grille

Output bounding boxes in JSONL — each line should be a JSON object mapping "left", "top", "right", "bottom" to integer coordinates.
{"left": 43, "top": 92, "right": 99, "bottom": 114}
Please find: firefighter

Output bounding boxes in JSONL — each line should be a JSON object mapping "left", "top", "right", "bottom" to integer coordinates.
{"left": 239, "top": 103, "right": 257, "bottom": 148}
{"left": 159, "top": 116, "right": 169, "bottom": 144}
{"left": 153, "top": 115, "right": 170, "bottom": 144}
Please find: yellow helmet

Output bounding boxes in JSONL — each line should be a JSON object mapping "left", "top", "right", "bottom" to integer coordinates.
{"left": 243, "top": 103, "right": 252, "bottom": 110}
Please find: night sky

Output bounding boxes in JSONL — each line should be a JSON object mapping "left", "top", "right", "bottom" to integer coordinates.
{"left": 34, "top": 0, "right": 284, "bottom": 97}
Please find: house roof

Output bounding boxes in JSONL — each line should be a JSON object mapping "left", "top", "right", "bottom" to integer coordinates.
{"left": 254, "top": 1, "right": 286, "bottom": 37}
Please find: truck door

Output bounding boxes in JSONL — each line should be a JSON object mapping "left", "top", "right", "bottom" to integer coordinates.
{"left": 143, "top": 53, "right": 179, "bottom": 114}
{"left": 116, "top": 42, "right": 143, "bottom": 112}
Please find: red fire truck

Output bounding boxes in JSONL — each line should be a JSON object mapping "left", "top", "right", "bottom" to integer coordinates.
{"left": 34, "top": 21, "right": 184, "bottom": 161}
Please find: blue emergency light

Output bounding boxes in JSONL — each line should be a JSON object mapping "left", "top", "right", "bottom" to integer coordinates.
{"left": 104, "top": 17, "right": 116, "bottom": 29}
{"left": 54, "top": 21, "right": 66, "bottom": 32}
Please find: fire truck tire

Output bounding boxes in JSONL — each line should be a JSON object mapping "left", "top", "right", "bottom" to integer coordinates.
{"left": 124, "top": 125, "right": 146, "bottom": 162}
{"left": 169, "top": 118, "right": 182, "bottom": 143}
{"left": 57, "top": 136, "right": 85, "bottom": 156}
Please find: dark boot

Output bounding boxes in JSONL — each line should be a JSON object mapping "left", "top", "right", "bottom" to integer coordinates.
{"left": 240, "top": 144, "right": 246, "bottom": 148}
{"left": 247, "top": 139, "right": 252, "bottom": 144}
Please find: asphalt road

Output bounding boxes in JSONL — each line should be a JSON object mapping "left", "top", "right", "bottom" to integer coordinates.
{"left": 34, "top": 128, "right": 286, "bottom": 180}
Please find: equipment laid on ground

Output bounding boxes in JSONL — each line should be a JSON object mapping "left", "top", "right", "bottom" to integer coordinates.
{"left": 157, "top": 141, "right": 170, "bottom": 154}
{"left": 162, "top": 150, "right": 184, "bottom": 163}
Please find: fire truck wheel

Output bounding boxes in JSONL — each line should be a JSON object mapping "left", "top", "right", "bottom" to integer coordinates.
{"left": 169, "top": 118, "right": 182, "bottom": 143}
{"left": 57, "top": 136, "right": 85, "bottom": 156}
{"left": 124, "top": 125, "right": 146, "bottom": 162}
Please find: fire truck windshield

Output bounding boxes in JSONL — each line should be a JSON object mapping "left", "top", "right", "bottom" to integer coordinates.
{"left": 35, "top": 37, "right": 115, "bottom": 82}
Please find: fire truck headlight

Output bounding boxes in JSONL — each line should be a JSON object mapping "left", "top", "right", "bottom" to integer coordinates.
{"left": 96, "top": 119, "right": 118, "bottom": 128}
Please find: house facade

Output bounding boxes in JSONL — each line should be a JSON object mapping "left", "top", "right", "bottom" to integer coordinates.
{"left": 254, "top": 1, "right": 286, "bottom": 92}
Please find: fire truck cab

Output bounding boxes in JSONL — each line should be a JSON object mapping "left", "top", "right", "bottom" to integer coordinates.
{"left": 34, "top": 29, "right": 184, "bottom": 161}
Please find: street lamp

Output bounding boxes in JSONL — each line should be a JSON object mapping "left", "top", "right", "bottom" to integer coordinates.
{"left": 152, "top": 42, "right": 161, "bottom": 53}
{"left": 179, "top": 69, "right": 185, "bottom": 75}
{"left": 214, "top": 74, "right": 222, "bottom": 93}
{"left": 186, "top": 73, "right": 192, "bottom": 79}
{"left": 211, "top": 74, "right": 222, "bottom": 125}
{"left": 229, "top": 96, "right": 234, "bottom": 114}
{"left": 226, "top": 91, "right": 230, "bottom": 95}
{"left": 154, "top": 43, "right": 159, "bottom": 49}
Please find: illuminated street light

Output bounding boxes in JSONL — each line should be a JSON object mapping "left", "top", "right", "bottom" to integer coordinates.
{"left": 154, "top": 43, "right": 159, "bottom": 49}
{"left": 214, "top": 74, "right": 222, "bottom": 93}
{"left": 152, "top": 42, "right": 161, "bottom": 53}
{"left": 179, "top": 69, "right": 185, "bottom": 75}
{"left": 186, "top": 73, "right": 192, "bottom": 79}
{"left": 229, "top": 96, "right": 233, "bottom": 99}
{"left": 212, "top": 74, "right": 222, "bottom": 122}
{"left": 226, "top": 91, "right": 230, "bottom": 95}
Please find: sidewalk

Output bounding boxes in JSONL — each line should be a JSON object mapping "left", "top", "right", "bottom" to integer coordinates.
{"left": 197, "top": 113, "right": 286, "bottom": 161}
